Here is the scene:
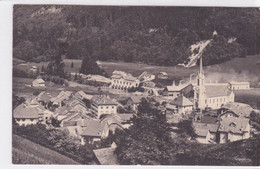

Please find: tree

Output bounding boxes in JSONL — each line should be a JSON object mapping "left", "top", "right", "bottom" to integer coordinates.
{"left": 177, "top": 119, "right": 196, "bottom": 139}
{"left": 115, "top": 98, "right": 175, "bottom": 165}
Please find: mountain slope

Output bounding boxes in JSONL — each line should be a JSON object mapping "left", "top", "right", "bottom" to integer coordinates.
{"left": 12, "top": 134, "right": 80, "bottom": 164}
{"left": 13, "top": 5, "right": 260, "bottom": 66}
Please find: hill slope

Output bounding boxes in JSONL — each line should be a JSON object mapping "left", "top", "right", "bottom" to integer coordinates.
{"left": 12, "top": 134, "right": 80, "bottom": 164}
{"left": 13, "top": 5, "right": 260, "bottom": 67}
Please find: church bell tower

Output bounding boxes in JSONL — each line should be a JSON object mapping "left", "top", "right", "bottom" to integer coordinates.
{"left": 194, "top": 56, "right": 206, "bottom": 110}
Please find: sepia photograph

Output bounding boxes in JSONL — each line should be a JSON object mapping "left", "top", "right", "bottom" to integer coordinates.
{"left": 11, "top": 3, "right": 260, "bottom": 166}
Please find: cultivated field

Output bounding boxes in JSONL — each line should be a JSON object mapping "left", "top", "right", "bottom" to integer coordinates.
{"left": 12, "top": 134, "right": 80, "bottom": 164}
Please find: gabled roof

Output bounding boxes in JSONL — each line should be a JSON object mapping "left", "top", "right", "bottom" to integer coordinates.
{"left": 75, "top": 91, "right": 93, "bottom": 100}
{"left": 130, "top": 96, "right": 142, "bottom": 104}
{"left": 219, "top": 117, "right": 249, "bottom": 134}
{"left": 170, "top": 95, "right": 193, "bottom": 107}
{"left": 33, "top": 78, "right": 45, "bottom": 84}
{"left": 93, "top": 147, "right": 118, "bottom": 165}
{"left": 37, "top": 92, "right": 52, "bottom": 102}
{"left": 117, "top": 114, "right": 134, "bottom": 122}
{"left": 200, "top": 116, "right": 219, "bottom": 124}
{"left": 229, "top": 81, "right": 250, "bottom": 85}
{"left": 221, "top": 102, "right": 253, "bottom": 118}
{"left": 81, "top": 120, "right": 107, "bottom": 137}
{"left": 13, "top": 104, "right": 39, "bottom": 119}
{"left": 91, "top": 95, "right": 117, "bottom": 105}
{"left": 50, "top": 91, "right": 72, "bottom": 103}
{"left": 205, "top": 85, "right": 232, "bottom": 98}
{"left": 193, "top": 122, "right": 219, "bottom": 135}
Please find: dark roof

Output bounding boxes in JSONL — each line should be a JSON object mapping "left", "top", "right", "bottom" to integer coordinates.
{"left": 117, "top": 114, "right": 134, "bottom": 122}
{"left": 130, "top": 96, "right": 142, "bottom": 104}
{"left": 63, "top": 121, "right": 77, "bottom": 127}
{"left": 37, "top": 92, "right": 52, "bottom": 102}
{"left": 221, "top": 102, "right": 253, "bottom": 118}
{"left": 91, "top": 95, "right": 117, "bottom": 105}
{"left": 170, "top": 95, "right": 193, "bottom": 106}
{"left": 219, "top": 117, "right": 249, "bottom": 134}
{"left": 93, "top": 147, "right": 118, "bottom": 165}
{"left": 200, "top": 116, "right": 219, "bottom": 124}
{"left": 13, "top": 104, "right": 39, "bottom": 119}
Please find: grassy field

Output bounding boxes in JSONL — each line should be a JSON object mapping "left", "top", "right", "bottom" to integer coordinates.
{"left": 13, "top": 55, "right": 260, "bottom": 83}
{"left": 12, "top": 134, "right": 80, "bottom": 164}
{"left": 234, "top": 88, "right": 260, "bottom": 109}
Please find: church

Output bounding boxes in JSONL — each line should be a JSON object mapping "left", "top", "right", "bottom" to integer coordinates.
{"left": 193, "top": 56, "right": 234, "bottom": 110}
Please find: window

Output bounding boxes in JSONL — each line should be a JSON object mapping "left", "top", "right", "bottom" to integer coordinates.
{"left": 106, "top": 106, "right": 108, "bottom": 109}
{"left": 112, "top": 106, "right": 114, "bottom": 109}
{"left": 205, "top": 99, "right": 207, "bottom": 104}
{"left": 217, "top": 99, "right": 218, "bottom": 102}
{"left": 101, "top": 106, "right": 103, "bottom": 109}
{"left": 30, "top": 119, "right": 34, "bottom": 121}
{"left": 213, "top": 99, "right": 215, "bottom": 103}
{"left": 22, "top": 119, "right": 25, "bottom": 121}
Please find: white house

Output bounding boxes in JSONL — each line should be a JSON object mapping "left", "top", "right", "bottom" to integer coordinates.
{"left": 91, "top": 95, "right": 118, "bottom": 118}
{"left": 193, "top": 122, "right": 219, "bottom": 144}
{"left": 218, "top": 117, "right": 250, "bottom": 143}
{"left": 157, "top": 72, "right": 168, "bottom": 79}
{"left": 229, "top": 81, "right": 250, "bottom": 90}
{"left": 169, "top": 95, "right": 193, "bottom": 114}
{"left": 13, "top": 104, "right": 39, "bottom": 126}
{"left": 32, "top": 78, "right": 45, "bottom": 87}
{"left": 110, "top": 71, "right": 140, "bottom": 91}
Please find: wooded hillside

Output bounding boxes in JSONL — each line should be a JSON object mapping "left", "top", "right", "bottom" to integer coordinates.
{"left": 13, "top": 5, "right": 260, "bottom": 66}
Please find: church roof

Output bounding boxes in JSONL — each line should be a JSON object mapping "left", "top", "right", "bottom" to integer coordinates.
{"left": 205, "top": 85, "right": 232, "bottom": 98}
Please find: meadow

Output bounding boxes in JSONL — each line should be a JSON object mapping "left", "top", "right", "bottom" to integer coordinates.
{"left": 12, "top": 134, "right": 80, "bottom": 164}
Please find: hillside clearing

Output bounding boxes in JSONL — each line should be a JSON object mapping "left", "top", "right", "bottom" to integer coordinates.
{"left": 12, "top": 134, "right": 80, "bottom": 164}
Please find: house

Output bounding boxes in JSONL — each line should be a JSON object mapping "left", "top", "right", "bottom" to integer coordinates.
{"left": 75, "top": 91, "right": 93, "bottom": 100}
{"left": 30, "top": 66, "right": 38, "bottom": 73}
{"left": 36, "top": 92, "right": 52, "bottom": 105}
{"left": 138, "top": 71, "right": 155, "bottom": 82}
{"left": 168, "top": 95, "right": 193, "bottom": 114}
{"left": 13, "top": 104, "right": 39, "bottom": 126}
{"left": 229, "top": 81, "right": 250, "bottom": 90}
{"left": 32, "top": 78, "right": 45, "bottom": 87}
{"left": 110, "top": 71, "right": 140, "bottom": 91}
{"left": 120, "top": 96, "right": 142, "bottom": 112}
{"left": 157, "top": 72, "right": 168, "bottom": 79}
{"left": 218, "top": 117, "right": 250, "bottom": 143}
{"left": 50, "top": 91, "right": 73, "bottom": 107}
{"left": 86, "top": 74, "right": 111, "bottom": 86}
{"left": 219, "top": 102, "right": 253, "bottom": 118}
{"left": 193, "top": 122, "right": 219, "bottom": 144}
{"left": 80, "top": 119, "right": 109, "bottom": 145}
{"left": 93, "top": 145, "right": 118, "bottom": 165}
{"left": 90, "top": 95, "right": 118, "bottom": 118}
{"left": 163, "top": 82, "right": 188, "bottom": 98}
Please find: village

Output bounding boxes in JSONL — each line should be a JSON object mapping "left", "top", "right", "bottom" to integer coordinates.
{"left": 12, "top": 55, "right": 260, "bottom": 164}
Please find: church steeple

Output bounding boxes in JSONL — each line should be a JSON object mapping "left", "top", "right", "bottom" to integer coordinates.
{"left": 199, "top": 55, "right": 203, "bottom": 74}
{"left": 194, "top": 56, "right": 206, "bottom": 110}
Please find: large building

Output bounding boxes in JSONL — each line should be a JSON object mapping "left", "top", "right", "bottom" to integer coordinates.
{"left": 110, "top": 71, "right": 140, "bottom": 90}
{"left": 91, "top": 95, "right": 118, "bottom": 118}
{"left": 193, "top": 56, "right": 234, "bottom": 110}
{"left": 229, "top": 81, "right": 250, "bottom": 90}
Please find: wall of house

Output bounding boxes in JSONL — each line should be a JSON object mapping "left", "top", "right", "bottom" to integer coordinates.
{"left": 178, "top": 106, "right": 193, "bottom": 114}
{"left": 205, "top": 94, "right": 234, "bottom": 110}
{"left": 209, "top": 132, "right": 217, "bottom": 143}
{"left": 230, "top": 84, "right": 250, "bottom": 90}
{"left": 15, "top": 118, "right": 38, "bottom": 126}
{"left": 98, "top": 105, "right": 117, "bottom": 118}
{"left": 219, "top": 132, "right": 228, "bottom": 143}
{"left": 196, "top": 136, "right": 208, "bottom": 144}
{"left": 111, "top": 78, "right": 139, "bottom": 90}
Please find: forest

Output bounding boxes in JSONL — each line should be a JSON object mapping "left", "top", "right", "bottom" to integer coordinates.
{"left": 13, "top": 6, "right": 260, "bottom": 66}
